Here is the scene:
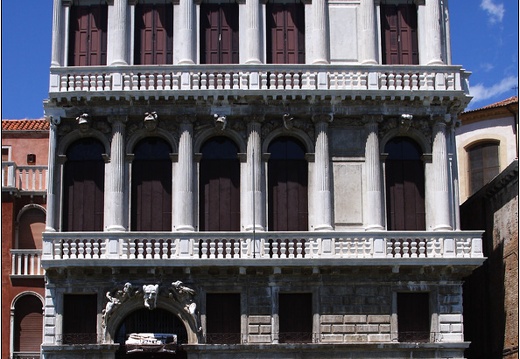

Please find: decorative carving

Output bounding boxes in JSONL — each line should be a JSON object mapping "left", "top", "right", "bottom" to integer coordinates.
{"left": 102, "top": 282, "right": 138, "bottom": 326}
{"left": 283, "top": 113, "right": 294, "bottom": 130}
{"left": 214, "top": 114, "right": 227, "bottom": 131}
{"left": 169, "top": 281, "right": 201, "bottom": 331}
{"left": 143, "top": 284, "right": 159, "bottom": 310}
{"left": 144, "top": 112, "right": 158, "bottom": 131}
{"left": 76, "top": 113, "right": 90, "bottom": 132}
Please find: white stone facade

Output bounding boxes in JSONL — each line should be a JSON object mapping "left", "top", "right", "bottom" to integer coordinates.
{"left": 42, "top": 0, "right": 482, "bottom": 358}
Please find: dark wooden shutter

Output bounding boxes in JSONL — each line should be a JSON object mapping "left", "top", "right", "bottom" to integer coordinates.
{"left": 397, "top": 293, "right": 430, "bottom": 342}
{"left": 206, "top": 293, "right": 241, "bottom": 343}
{"left": 385, "top": 137, "right": 425, "bottom": 230}
{"left": 381, "top": 4, "right": 418, "bottom": 65}
{"left": 199, "top": 137, "right": 240, "bottom": 231}
{"left": 14, "top": 295, "right": 42, "bottom": 352}
{"left": 279, "top": 293, "right": 312, "bottom": 343}
{"left": 468, "top": 142, "right": 500, "bottom": 195}
{"left": 69, "top": 4, "right": 107, "bottom": 66}
{"left": 62, "top": 138, "right": 105, "bottom": 232}
{"left": 18, "top": 208, "right": 45, "bottom": 249}
{"left": 63, "top": 294, "right": 97, "bottom": 344}
{"left": 268, "top": 137, "right": 308, "bottom": 231}
{"left": 267, "top": 3, "right": 305, "bottom": 64}
{"left": 131, "top": 138, "right": 172, "bottom": 231}
{"left": 200, "top": 4, "right": 239, "bottom": 64}
{"left": 135, "top": 4, "right": 173, "bottom": 65}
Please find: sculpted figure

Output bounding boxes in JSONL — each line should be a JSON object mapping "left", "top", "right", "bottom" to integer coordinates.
{"left": 143, "top": 284, "right": 159, "bottom": 310}
{"left": 170, "top": 281, "right": 200, "bottom": 331}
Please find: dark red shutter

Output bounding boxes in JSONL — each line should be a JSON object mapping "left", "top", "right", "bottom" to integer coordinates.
{"left": 14, "top": 295, "right": 42, "bottom": 352}
{"left": 200, "top": 4, "right": 239, "bottom": 64}
{"left": 267, "top": 3, "right": 305, "bottom": 64}
{"left": 199, "top": 137, "right": 240, "bottom": 231}
{"left": 206, "top": 294, "right": 241, "bottom": 343}
{"left": 385, "top": 138, "right": 425, "bottom": 230}
{"left": 381, "top": 4, "right": 418, "bottom": 65}
{"left": 135, "top": 4, "right": 173, "bottom": 65}
{"left": 62, "top": 138, "right": 105, "bottom": 232}
{"left": 131, "top": 138, "right": 172, "bottom": 231}
{"left": 268, "top": 137, "right": 308, "bottom": 231}
{"left": 69, "top": 5, "right": 107, "bottom": 66}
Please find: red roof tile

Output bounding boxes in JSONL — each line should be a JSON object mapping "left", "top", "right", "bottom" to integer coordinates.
{"left": 463, "top": 96, "right": 518, "bottom": 114}
{"left": 2, "top": 119, "right": 49, "bottom": 131}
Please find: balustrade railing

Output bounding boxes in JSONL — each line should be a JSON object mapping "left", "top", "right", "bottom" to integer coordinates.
{"left": 11, "top": 249, "right": 45, "bottom": 276}
{"left": 49, "top": 64, "right": 470, "bottom": 95}
{"left": 42, "top": 231, "right": 483, "bottom": 262}
{"left": 2, "top": 162, "right": 47, "bottom": 192}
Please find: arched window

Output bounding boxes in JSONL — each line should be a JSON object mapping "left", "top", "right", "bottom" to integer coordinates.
{"left": 131, "top": 137, "right": 172, "bottom": 231}
{"left": 467, "top": 141, "right": 500, "bottom": 195}
{"left": 13, "top": 295, "right": 43, "bottom": 354}
{"left": 63, "top": 138, "right": 105, "bottom": 231}
{"left": 18, "top": 207, "right": 45, "bottom": 249}
{"left": 267, "top": 137, "right": 308, "bottom": 231}
{"left": 199, "top": 137, "right": 240, "bottom": 231}
{"left": 384, "top": 137, "right": 425, "bottom": 230}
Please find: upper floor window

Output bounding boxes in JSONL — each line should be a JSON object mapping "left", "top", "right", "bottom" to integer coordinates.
{"left": 134, "top": 3, "right": 173, "bottom": 65}
{"left": 268, "top": 137, "right": 308, "bottom": 231}
{"left": 381, "top": 4, "right": 418, "bottom": 65}
{"left": 18, "top": 208, "right": 45, "bottom": 250}
{"left": 199, "top": 137, "right": 241, "bottom": 231}
{"left": 63, "top": 294, "right": 97, "bottom": 344}
{"left": 467, "top": 141, "right": 500, "bottom": 195}
{"left": 62, "top": 138, "right": 105, "bottom": 231}
{"left": 200, "top": 3, "right": 239, "bottom": 64}
{"left": 384, "top": 137, "right": 425, "bottom": 231}
{"left": 68, "top": 4, "right": 108, "bottom": 66}
{"left": 266, "top": 3, "right": 305, "bottom": 64}
{"left": 13, "top": 295, "right": 43, "bottom": 354}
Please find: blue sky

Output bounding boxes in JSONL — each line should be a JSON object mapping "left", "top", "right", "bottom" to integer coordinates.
{"left": 1, "top": 0, "right": 518, "bottom": 119}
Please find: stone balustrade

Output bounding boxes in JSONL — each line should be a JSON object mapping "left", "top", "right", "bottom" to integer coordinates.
{"left": 2, "top": 162, "right": 48, "bottom": 192}
{"left": 11, "top": 249, "right": 45, "bottom": 276}
{"left": 42, "top": 231, "right": 483, "bottom": 264}
{"left": 49, "top": 64, "right": 470, "bottom": 100}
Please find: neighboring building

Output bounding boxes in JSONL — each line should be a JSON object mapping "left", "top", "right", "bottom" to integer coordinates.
{"left": 456, "top": 97, "right": 519, "bottom": 359}
{"left": 1, "top": 119, "right": 49, "bottom": 359}
{"left": 455, "top": 96, "right": 518, "bottom": 203}
{"left": 39, "top": 1, "right": 484, "bottom": 358}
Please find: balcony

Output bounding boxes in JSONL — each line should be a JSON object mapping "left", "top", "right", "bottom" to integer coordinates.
{"left": 2, "top": 162, "right": 48, "bottom": 194}
{"left": 48, "top": 64, "right": 470, "bottom": 102}
{"left": 10, "top": 249, "right": 45, "bottom": 277}
{"left": 41, "top": 230, "right": 483, "bottom": 269}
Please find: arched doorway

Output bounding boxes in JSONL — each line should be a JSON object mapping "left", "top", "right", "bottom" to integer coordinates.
{"left": 115, "top": 308, "right": 188, "bottom": 359}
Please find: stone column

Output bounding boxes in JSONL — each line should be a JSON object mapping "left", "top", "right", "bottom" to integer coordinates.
{"left": 418, "top": 0, "right": 443, "bottom": 65}
{"left": 431, "top": 116, "right": 452, "bottom": 230}
{"left": 244, "top": 119, "right": 265, "bottom": 231}
{"left": 45, "top": 116, "right": 61, "bottom": 232}
{"left": 311, "top": 0, "right": 329, "bottom": 64}
{"left": 105, "top": 117, "right": 126, "bottom": 232}
{"left": 359, "top": 0, "right": 377, "bottom": 64}
{"left": 364, "top": 116, "right": 384, "bottom": 230}
{"left": 108, "top": 0, "right": 128, "bottom": 65}
{"left": 245, "top": 0, "right": 262, "bottom": 64}
{"left": 176, "top": 0, "right": 196, "bottom": 64}
{"left": 175, "top": 118, "right": 195, "bottom": 231}
{"left": 313, "top": 115, "right": 333, "bottom": 231}
{"left": 51, "top": 0, "right": 63, "bottom": 67}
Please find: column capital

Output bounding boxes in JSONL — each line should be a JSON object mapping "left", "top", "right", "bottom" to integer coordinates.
{"left": 108, "top": 115, "right": 128, "bottom": 124}
{"left": 362, "top": 114, "right": 383, "bottom": 125}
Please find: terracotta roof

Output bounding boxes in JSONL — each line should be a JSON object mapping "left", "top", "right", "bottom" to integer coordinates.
{"left": 2, "top": 119, "right": 49, "bottom": 131}
{"left": 463, "top": 96, "right": 518, "bottom": 114}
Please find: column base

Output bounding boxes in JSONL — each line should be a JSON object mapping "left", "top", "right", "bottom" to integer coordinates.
{"left": 106, "top": 225, "right": 126, "bottom": 232}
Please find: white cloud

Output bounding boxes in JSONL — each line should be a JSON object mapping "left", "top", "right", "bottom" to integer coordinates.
{"left": 480, "top": 0, "right": 505, "bottom": 23}
{"left": 469, "top": 75, "right": 518, "bottom": 104}
{"left": 480, "top": 63, "right": 495, "bottom": 72}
